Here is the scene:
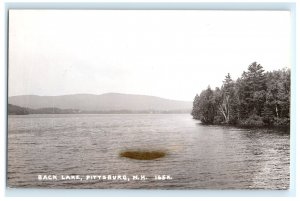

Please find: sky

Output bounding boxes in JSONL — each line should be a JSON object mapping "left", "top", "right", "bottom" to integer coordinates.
{"left": 9, "top": 10, "right": 291, "bottom": 101}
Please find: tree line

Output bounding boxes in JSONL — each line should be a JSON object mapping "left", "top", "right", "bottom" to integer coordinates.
{"left": 8, "top": 104, "right": 190, "bottom": 115}
{"left": 191, "top": 62, "right": 290, "bottom": 128}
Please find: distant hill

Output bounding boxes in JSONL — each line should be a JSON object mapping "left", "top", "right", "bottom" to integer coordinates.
{"left": 8, "top": 104, "right": 80, "bottom": 115}
{"left": 8, "top": 93, "right": 192, "bottom": 113}
{"left": 8, "top": 104, "right": 29, "bottom": 115}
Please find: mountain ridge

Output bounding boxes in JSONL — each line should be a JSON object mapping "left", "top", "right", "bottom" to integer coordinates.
{"left": 8, "top": 93, "right": 192, "bottom": 112}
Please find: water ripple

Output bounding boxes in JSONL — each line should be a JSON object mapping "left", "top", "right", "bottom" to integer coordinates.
{"left": 8, "top": 114, "right": 289, "bottom": 189}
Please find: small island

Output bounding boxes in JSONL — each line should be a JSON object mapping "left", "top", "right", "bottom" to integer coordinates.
{"left": 191, "top": 62, "right": 290, "bottom": 129}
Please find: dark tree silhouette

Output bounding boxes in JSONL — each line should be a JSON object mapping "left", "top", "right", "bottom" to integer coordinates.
{"left": 191, "top": 62, "right": 290, "bottom": 128}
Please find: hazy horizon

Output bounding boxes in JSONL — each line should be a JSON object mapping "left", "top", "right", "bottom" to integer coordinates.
{"left": 9, "top": 10, "right": 291, "bottom": 101}
{"left": 8, "top": 92, "right": 192, "bottom": 111}
{"left": 8, "top": 92, "right": 193, "bottom": 102}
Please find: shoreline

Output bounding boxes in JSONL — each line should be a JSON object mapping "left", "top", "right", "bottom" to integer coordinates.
{"left": 195, "top": 120, "right": 290, "bottom": 133}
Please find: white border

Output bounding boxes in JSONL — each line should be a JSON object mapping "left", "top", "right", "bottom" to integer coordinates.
{"left": 1, "top": 0, "right": 298, "bottom": 200}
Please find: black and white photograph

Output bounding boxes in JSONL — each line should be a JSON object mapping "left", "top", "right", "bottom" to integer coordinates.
{"left": 7, "top": 9, "right": 291, "bottom": 189}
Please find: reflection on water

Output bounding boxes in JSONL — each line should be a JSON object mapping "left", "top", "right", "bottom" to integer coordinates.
{"left": 8, "top": 114, "right": 289, "bottom": 189}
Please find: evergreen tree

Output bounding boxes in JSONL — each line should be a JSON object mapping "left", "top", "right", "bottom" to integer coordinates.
{"left": 192, "top": 86, "right": 216, "bottom": 124}
{"left": 191, "top": 94, "right": 201, "bottom": 120}
{"left": 239, "top": 62, "right": 266, "bottom": 116}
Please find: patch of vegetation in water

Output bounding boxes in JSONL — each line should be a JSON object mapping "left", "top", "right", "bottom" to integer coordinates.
{"left": 120, "top": 150, "right": 166, "bottom": 160}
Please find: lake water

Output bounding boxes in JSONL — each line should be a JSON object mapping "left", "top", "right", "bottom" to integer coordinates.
{"left": 7, "top": 114, "right": 290, "bottom": 189}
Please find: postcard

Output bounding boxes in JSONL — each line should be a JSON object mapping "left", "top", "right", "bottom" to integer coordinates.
{"left": 7, "top": 10, "right": 290, "bottom": 189}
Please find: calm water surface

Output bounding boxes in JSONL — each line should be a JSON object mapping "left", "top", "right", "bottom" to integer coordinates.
{"left": 8, "top": 114, "right": 289, "bottom": 189}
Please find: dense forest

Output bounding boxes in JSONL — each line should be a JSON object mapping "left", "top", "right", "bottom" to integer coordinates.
{"left": 191, "top": 62, "right": 290, "bottom": 128}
